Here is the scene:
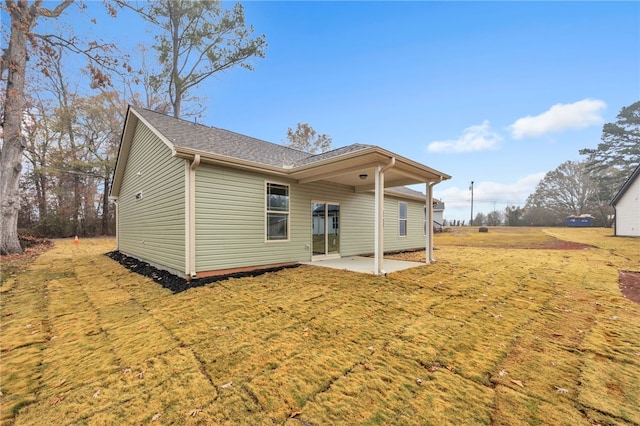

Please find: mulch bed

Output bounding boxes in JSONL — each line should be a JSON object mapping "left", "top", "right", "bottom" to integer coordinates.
{"left": 531, "top": 240, "right": 594, "bottom": 250}
{"left": 619, "top": 271, "right": 640, "bottom": 304}
{"left": 105, "top": 251, "right": 300, "bottom": 294}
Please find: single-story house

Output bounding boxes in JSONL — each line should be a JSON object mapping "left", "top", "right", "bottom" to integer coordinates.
{"left": 109, "top": 107, "right": 451, "bottom": 278}
{"left": 610, "top": 164, "right": 640, "bottom": 237}
{"left": 433, "top": 199, "right": 445, "bottom": 230}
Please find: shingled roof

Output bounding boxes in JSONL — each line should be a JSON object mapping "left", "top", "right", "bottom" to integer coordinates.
{"left": 135, "top": 108, "right": 372, "bottom": 169}
{"left": 112, "top": 106, "right": 451, "bottom": 207}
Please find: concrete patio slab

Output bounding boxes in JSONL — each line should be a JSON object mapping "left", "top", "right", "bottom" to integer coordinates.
{"left": 301, "top": 256, "right": 425, "bottom": 275}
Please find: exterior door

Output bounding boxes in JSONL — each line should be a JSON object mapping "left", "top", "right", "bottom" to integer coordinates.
{"left": 312, "top": 202, "right": 340, "bottom": 258}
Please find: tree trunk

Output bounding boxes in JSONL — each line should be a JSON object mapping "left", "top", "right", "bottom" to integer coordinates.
{"left": 37, "top": 170, "right": 47, "bottom": 219}
{"left": 0, "top": 1, "right": 32, "bottom": 254}
{"left": 1, "top": 0, "right": 73, "bottom": 253}
{"left": 101, "top": 170, "right": 110, "bottom": 235}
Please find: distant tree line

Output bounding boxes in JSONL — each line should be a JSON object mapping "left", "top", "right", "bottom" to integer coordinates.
{"left": 17, "top": 89, "right": 125, "bottom": 238}
{"left": 459, "top": 101, "right": 639, "bottom": 228}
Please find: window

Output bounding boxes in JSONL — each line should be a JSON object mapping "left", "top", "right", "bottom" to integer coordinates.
{"left": 399, "top": 202, "right": 408, "bottom": 237}
{"left": 266, "top": 183, "right": 289, "bottom": 241}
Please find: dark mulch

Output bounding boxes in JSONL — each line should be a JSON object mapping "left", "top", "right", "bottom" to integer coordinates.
{"left": 105, "top": 251, "right": 300, "bottom": 294}
{"left": 619, "top": 270, "right": 640, "bottom": 304}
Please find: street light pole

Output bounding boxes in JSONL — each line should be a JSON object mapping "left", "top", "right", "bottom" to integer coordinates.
{"left": 470, "top": 181, "right": 474, "bottom": 226}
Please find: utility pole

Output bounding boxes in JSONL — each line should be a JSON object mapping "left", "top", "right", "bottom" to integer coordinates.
{"left": 470, "top": 181, "right": 474, "bottom": 226}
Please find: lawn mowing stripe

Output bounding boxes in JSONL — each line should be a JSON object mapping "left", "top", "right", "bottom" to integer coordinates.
{"left": 0, "top": 264, "right": 51, "bottom": 422}
{"left": 493, "top": 384, "right": 589, "bottom": 426}
{"left": 81, "top": 260, "right": 221, "bottom": 402}
{"left": 577, "top": 353, "right": 640, "bottom": 424}
{"left": 489, "top": 264, "right": 612, "bottom": 423}
{"left": 3, "top": 230, "right": 638, "bottom": 425}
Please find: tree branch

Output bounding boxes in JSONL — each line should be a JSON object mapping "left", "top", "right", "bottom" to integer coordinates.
{"left": 35, "top": 0, "right": 73, "bottom": 18}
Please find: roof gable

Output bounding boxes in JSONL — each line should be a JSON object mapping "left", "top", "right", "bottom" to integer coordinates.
{"left": 611, "top": 163, "right": 640, "bottom": 206}
{"left": 134, "top": 108, "right": 312, "bottom": 168}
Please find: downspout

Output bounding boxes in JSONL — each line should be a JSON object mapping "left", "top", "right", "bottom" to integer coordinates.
{"left": 111, "top": 197, "right": 119, "bottom": 250}
{"left": 374, "top": 157, "right": 395, "bottom": 275}
{"left": 185, "top": 154, "right": 200, "bottom": 279}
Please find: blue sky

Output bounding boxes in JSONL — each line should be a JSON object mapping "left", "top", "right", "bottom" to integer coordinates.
{"left": 13, "top": 1, "right": 640, "bottom": 221}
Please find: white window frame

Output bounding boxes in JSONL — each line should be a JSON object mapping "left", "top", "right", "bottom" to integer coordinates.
{"left": 265, "top": 181, "right": 290, "bottom": 242}
{"left": 399, "top": 202, "right": 408, "bottom": 237}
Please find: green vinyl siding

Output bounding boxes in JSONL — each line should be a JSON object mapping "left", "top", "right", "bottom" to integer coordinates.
{"left": 117, "top": 123, "right": 185, "bottom": 273}
{"left": 383, "top": 197, "right": 427, "bottom": 252}
{"left": 194, "top": 164, "right": 426, "bottom": 272}
{"left": 195, "top": 166, "right": 302, "bottom": 271}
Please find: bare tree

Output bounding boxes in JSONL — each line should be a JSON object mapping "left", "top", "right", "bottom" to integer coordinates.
{"left": 473, "top": 212, "right": 486, "bottom": 226}
{"left": 76, "top": 91, "right": 125, "bottom": 234}
{"left": 1, "top": 0, "right": 74, "bottom": 254}
{"left": 119, "top": 0, "right": 267, "bottom": 118}
{"left": 486, "top": 211, "right": 504, "bottom": 226}
{"left": 119, "top": 44, "right": 171, "bottom": 114}
{"left": 504, "top": 205, "right": 524, "bottom": 226}
{"left": 525, "top": 161, "right": 599, "bottom": 225}
{"left": 1, "top": 0, "right": 124, "bottom": 253}
{"left": 22, "top": 96, "right": 55, "bottom": 221}
{"left": 285, "top": 123, "right": 333, "bottom": 154}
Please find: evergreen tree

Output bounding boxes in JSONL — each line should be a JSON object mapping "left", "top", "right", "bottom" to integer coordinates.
{"left": 580, "top": 101, "right": 640, "bottom": 202}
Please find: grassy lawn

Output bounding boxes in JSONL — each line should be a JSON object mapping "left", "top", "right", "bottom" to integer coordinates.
{"left": 1, "top": 228, "right": 639, "bottom": 425}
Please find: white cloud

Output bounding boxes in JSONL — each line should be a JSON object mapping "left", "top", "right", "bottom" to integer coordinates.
{"left": 427, "top": 120, "right": 502, "bottom": 153}
{"left": 509, "top": 99, "right": 606, "bottom": 140}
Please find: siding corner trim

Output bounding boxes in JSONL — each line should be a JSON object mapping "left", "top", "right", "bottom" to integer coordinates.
{"left": 185, "top": 154, "right": 201, "bottom": 278}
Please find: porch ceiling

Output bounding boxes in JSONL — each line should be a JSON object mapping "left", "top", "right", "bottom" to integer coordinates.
{"left": 289, "top": 149, "right": 449, "bottom": 189}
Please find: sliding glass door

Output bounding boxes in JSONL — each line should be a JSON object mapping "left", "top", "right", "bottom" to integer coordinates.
{"left": 312, "top": 202, "right": 340, "bottom": 258}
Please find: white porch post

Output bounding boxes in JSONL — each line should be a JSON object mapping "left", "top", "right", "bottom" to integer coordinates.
{"left": 374, "top": 158, "right": 396, "bottom": 275}
{"left": 427, "top": 182, "right": 435, "bottom": 263}
{"left": 374, "top": 165, "right": 383, "bottom": 275}
{"left": 425, "top": 183, "right": 430, "bottom": 264}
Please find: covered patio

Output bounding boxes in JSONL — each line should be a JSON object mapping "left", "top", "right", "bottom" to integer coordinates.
{"left": 290, "top": 146, "right": 450, "bottom": 275}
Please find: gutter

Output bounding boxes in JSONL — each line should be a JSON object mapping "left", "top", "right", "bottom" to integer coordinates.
{"left": 174, "top": 147, "right": 289, "bottom": 177}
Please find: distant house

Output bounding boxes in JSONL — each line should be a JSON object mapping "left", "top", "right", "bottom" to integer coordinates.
{"left": 110, "top": 107, "right": 451, "bottom": 278}
{"left": 433, "top": 200, "right": 445, "bottom": 230}
{"left": 610, "top": 164, "right": 640, "bottom": 237}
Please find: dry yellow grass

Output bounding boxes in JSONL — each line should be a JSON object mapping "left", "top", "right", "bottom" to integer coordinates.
{"left": 1, "top": 228, "right": 639, "bottom": 425}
